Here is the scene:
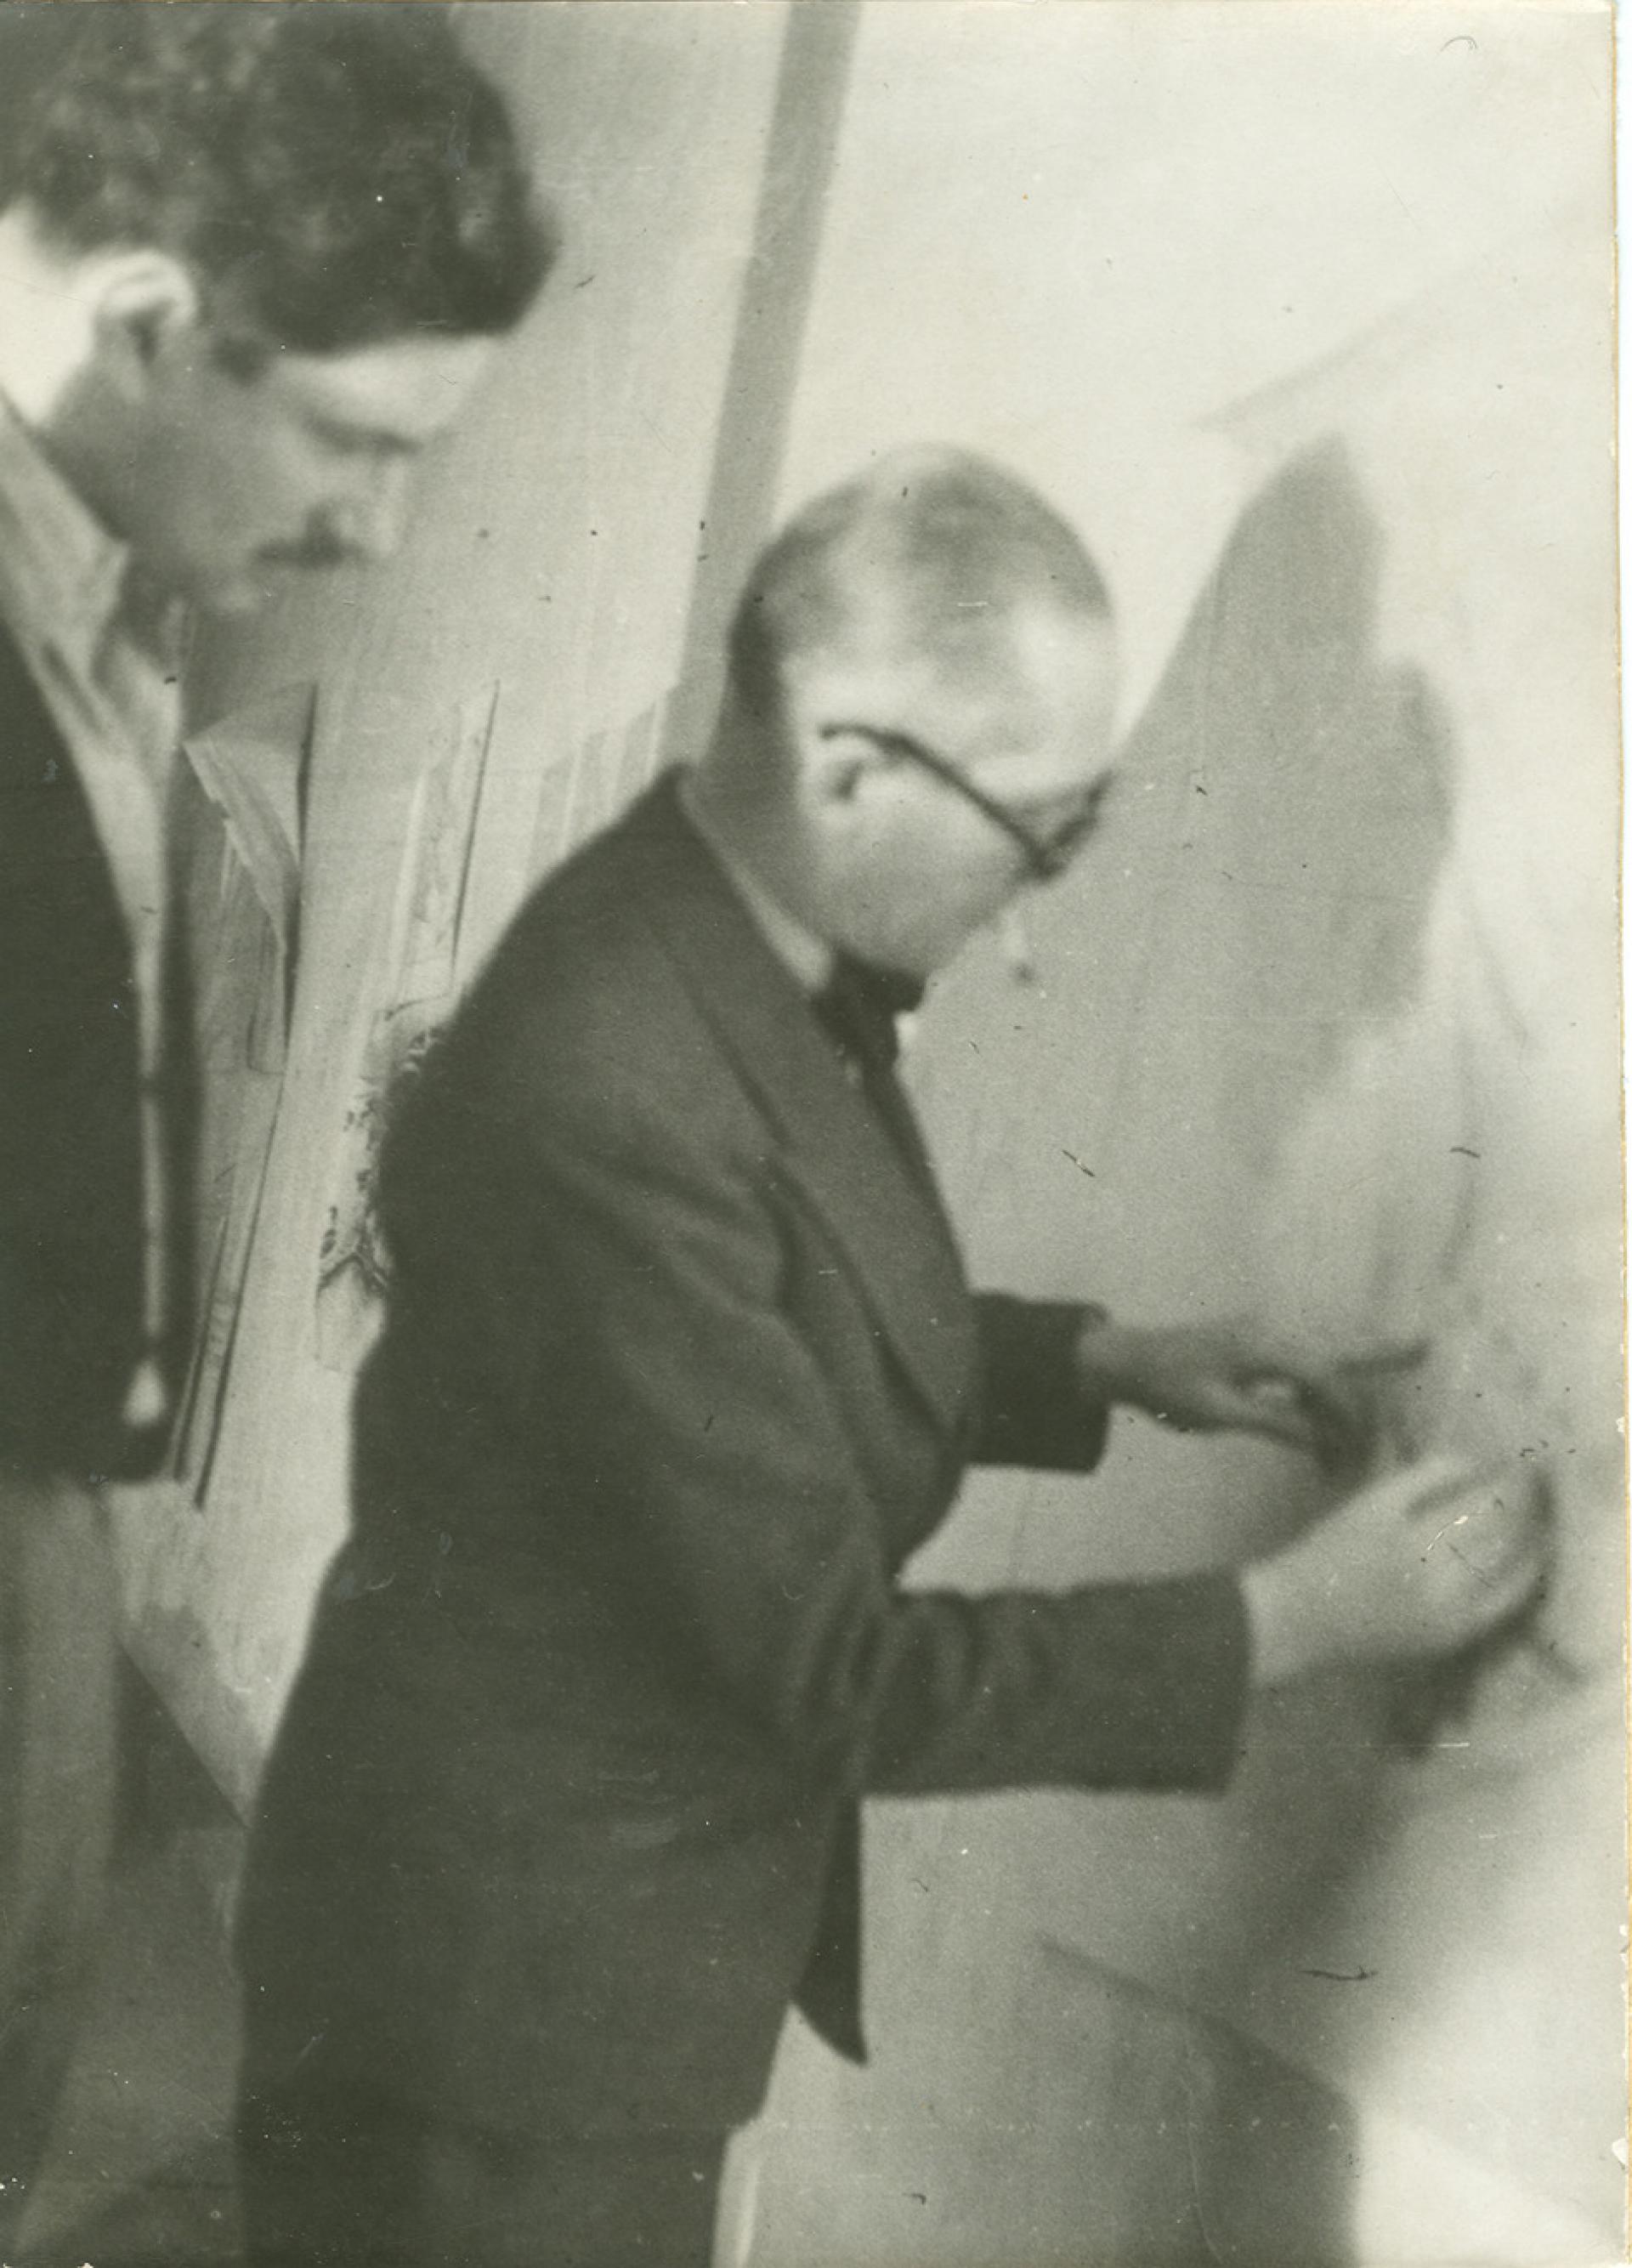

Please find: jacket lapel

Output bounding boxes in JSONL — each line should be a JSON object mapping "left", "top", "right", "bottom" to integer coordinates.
{"left": 620, "top": 775, "right": 978, "bottom": 1439}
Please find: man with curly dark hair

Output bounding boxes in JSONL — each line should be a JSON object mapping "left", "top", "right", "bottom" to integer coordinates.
{"left": 0, "top": 3, "right": 551, "bottom": 2232}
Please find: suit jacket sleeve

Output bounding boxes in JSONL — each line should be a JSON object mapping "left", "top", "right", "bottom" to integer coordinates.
{"left": 388, "top": 1034, "right": 1250, "bottom": 1807}
{"left": 972, "top": 1291, "right": 1111, "bottom": 1471}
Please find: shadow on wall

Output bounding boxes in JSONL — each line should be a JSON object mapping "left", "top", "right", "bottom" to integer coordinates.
{"left": 1114, "top": 433, "right": 1455, "bottom": 1191}
{"left": 921, "top": 431, "right": 1456, "bottom": 1341}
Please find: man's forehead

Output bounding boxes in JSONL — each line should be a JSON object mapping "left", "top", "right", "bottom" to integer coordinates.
{"left": 262, "top": 332, "right": 496, "bottom": 443}
{"left": 824, "top": 600, "right": 1114, "bottom": 723}
{"left": 805, "top": 586, "right": 1114, "bottom": 687}
{"left": 1005, "top": 595, "right": 1116, "bottom": 681}
{"left": 792, "top": 604, "right": 1118, "bottom": 810}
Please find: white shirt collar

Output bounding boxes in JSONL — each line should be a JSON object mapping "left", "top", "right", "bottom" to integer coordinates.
{"left": 0, "top": 388, "right": 134, "bottom": 680}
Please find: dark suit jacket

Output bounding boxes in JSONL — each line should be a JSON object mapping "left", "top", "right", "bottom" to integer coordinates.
{"left": 0, "top": 621, "right": 190, "bottom": 1484}
{"left": 239, "top": 772, "right": 1249, "bottom": 2140}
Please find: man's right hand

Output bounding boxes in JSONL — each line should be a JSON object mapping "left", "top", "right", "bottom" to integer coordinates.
{"left": 1240, "top": 1453, "right": 1550, "bottom": 1689}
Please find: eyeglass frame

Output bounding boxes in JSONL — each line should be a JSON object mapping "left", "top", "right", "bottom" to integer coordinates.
{"left": 818, "top": 721, "right": 1116, "bottom": 882}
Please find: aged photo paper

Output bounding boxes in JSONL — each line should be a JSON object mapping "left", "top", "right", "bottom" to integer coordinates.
{"left": 3, "top": 7, "right": 1619, "bottom": 2265}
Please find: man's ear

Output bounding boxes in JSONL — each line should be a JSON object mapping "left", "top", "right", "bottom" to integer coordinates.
{"left": 805, "top": 723, "right": 884, "bottom": 807}
{"left": 88, "top": 251, "right": 202, "bottom": 396}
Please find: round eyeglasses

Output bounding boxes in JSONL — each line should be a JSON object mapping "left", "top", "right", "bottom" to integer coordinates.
{"left": 819, "top": 722, "right": 1115, "bottom": 882}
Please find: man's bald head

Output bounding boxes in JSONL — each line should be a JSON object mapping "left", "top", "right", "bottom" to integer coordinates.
{"left": 700, "top": 451, "right": 1119, "bottom": 982}
{"left": 726, "top": 447, "right": 1111, "bottom": 732}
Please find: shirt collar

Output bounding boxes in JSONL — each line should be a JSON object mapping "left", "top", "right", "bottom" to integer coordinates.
{"left": 677, "top": 767, "right": 835, "bottom": 995}
{"left": 0, "top": 388, "right": 135, "bottom": 678}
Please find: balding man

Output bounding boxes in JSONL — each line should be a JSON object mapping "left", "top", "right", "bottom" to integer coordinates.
{"left": 235, "top": 451, "right": 1542, "bottom": 2266}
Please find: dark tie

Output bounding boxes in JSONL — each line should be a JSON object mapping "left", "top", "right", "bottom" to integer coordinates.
{"left": 812, "top": 956, "right": 933, "bottom": 1184}
{"left": 812, "top": 955, "right": 924, "bottom": 1072}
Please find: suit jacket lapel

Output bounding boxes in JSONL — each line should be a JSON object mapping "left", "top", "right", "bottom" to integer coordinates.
{"left": 620, "top": 775, "right": 978, "bottom": 1439}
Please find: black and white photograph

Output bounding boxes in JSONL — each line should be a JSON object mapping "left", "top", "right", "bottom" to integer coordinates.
{"left": 0, "top": 4, "right": 1622, "bottom": 2264}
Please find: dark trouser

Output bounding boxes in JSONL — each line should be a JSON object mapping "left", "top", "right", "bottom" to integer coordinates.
{"left": 237, "top": 2077, "right": 728, "bottom": 2268}
{"left": 0, "top": 1474, "right": 117, "bottom": 2252}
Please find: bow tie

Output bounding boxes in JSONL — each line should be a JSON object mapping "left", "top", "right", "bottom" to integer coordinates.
{"left": 812, "top": 955, "right": 926, "bottom": 1072}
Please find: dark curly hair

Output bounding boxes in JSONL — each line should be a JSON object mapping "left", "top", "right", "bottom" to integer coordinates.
{"left": 0, "top": 2, "right": 554, "bottom": 354}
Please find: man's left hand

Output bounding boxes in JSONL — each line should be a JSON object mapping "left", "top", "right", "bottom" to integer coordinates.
{"left": 1073, "top": 1317, "right": 1425, "bottom": 1469}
